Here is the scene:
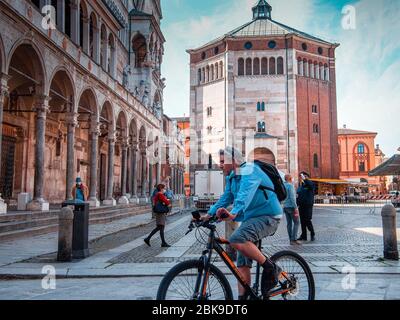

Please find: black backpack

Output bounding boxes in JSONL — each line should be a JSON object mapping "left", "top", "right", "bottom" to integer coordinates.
{"left": 254, "top": 160, "right": 288, "bottom": 202}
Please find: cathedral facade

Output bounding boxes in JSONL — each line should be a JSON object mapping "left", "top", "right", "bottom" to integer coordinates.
{"left": 0, "top": 0, "right": 181, "bottom": 212}
{"left": 188, "top": 0, "right": 340, "bottom": 183}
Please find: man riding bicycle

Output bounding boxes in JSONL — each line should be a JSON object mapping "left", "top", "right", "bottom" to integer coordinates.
{"left": 203, "top": 147, "right": 283, "bottom": 300}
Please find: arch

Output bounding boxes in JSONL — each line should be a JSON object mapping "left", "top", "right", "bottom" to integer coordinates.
{"left": 116, "top": 109, "right": 128, "bottom": 138}
{"left": 269, "top": 57, "right": 276, "bottom": 75}
{"left": 48, "top": 68, "right": 76, "bottom": 114}
{"left": 78, "top": 87, "right": 99, "bottom": 119}
{"left": 261, "top": 57, "right": 268, "bottom": 75}
{"left": 129, "top": 118, "right": 138, "bottom": 143}
{"left": 355, "top": 142, "right": 368, "bottom": 155}
{"left": 245, "top": 58, "right": 252, "bottom": 75}
{"left": 238, "top": 58, "right": 244, "bottom": 76}
{"left": 253, "top": 57, "right": 260, "bottom": 75}
{"left": 7, "top": 41, "right": 47, "bottom": 95}
{"left": 139, "top": 125, "right": 147, "bottom": 149}
{"left": 132, "top": 33, "right": 147, "bottom": 68}
{"left": 249, "top": 148, "right": 275, "bottom": 165}
{"left": 108, "top": 33, "right": 116, "bottom": 76}
{"left": 277, "top": 57, "right": 284, "bottom": 75}
{"left": 0, "top": 34, "right": 5, "bottom": 73}
{"left": 89, "top": 12, "right": 98, "bottom": 61}
{"left": 100, "top": 24, "right": 107, "bottom": 70}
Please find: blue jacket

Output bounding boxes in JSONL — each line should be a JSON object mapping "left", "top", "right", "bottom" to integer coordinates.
{"left": 208, "top": 163, "right": 283, "bottom": 222}
{"left": 283, "top": 182, "right": 298, "bottom": 209}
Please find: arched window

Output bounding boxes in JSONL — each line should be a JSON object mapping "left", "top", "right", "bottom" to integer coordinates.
{"left": 304, "top": 59, "right": 308, "bottom": 77}
{"left": 206, "top": 65, "right": 210, "bottom": 82}
{"left": 277, "top": 57, "right": 284, "bottom": 74}
{"left": 238, "top": 58, "right": 244, "bottom": 76}
{"left": 315, "top": 63, "right": 319, "bottom": 80}
{"left": 89, "top": 13, "right": 98, "bottom": 61}
{"left": 210, "top": 65, "right": 214, "bottom": 81}
{"left": 132, "top": 33, "right": 147, "bottom": 68}
{"left": 319, "top": 63, "right": 324, "bottom": 80}
{"left": 358, "top": 144, "right": 365, "bottom": 154}
{"left": 298, "top": 59, "right": 303, "bottom": 76}
{"left": 269, "top": 57, "right": 276, "bottom": 75}
{"left": 79, "top": 3, "right": 85, "bottom": 48}
{"left": 312, "top": 105, "right": 318, "bottom": 114}
{"left": 309, "top": 60, "right": 314, "bottom": 78}
{"left": 313, "top": 124, "right": 319, "bottom": 133}
{"left": 257, "top": 102, "right": 261, "bottom": 112}
{"left": 202, "top": 68, "right": 205, "bottom": 83}
{"left": 261, "top": 57, "right": 268, "bottom": 75}
{"left": 198, "top": 69, "right": 202, "bottom": 84}
{"left": 215, "top": 63, "right": 219, "bottom": 79}
{"left": 313, "top": 154, "right": 319, "bottom": 168}
{"left": 257, "top": 122, "right": 266, "bottom": 133}
{"left": 261, "top": 102, "right": 265, "bottom": 111}
{"left": 246, "top": 58, "right": 252, "bottom": 75}
{"left": 219, "top": 61, "right": 223, "bottom": 78}
{"left": 253, "top": 58, "right": 260, "bottom": 75}
{"left": 100, "top": 24, "right": 107, "bottom": 70}
{"left": 108, "top": 33, "right": 116, "bottom": 76}
{"left": 65, "top": 0, "right": 72, "bottom": 38}
{"left": 324, "top": 64, "right": 329, "bottom": 81}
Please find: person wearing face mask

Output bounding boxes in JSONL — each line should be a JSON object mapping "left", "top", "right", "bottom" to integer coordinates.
{"left": 72, "top": 177, "right": 89, "bottom": 202}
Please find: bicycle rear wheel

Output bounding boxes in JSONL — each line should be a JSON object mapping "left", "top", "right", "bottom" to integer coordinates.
{"left": 157, "top": 260, "right": 234, "bottom": 300}
{"left": 270, "top": 251, "right": 315, "bottom": 300}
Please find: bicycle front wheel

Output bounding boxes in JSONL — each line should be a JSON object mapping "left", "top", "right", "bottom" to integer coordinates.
{"left": 157, "top": 260, "right": 233, "bottom": 300}
{"left": 270, "top": 251, "right": 316, "bottom": 300}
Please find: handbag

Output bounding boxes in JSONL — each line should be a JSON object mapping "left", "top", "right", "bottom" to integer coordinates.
{"left": 154, "top": 200, "right": 170, "bottom": 214}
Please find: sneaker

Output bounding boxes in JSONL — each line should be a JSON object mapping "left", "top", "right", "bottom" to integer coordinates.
{"left": 144, "top": 238, "right": 151, "bottom": 247}
{"left": 290, "top": 240, "right": 302, "bottom": 246}
{"left": 297, "top": 237, "right": 307, "bottom": 242}
{"left": 311, "top": 235, "right": 316, "bottom": 242}
{"left": 261, "top": 263, "right": 283, "bottom": 297}
{"left": 161, "top": 243, "right": 171, "bottom": 248}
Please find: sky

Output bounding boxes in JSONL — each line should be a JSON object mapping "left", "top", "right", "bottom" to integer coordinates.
{"left": 160, "top": 0, "right": 400, "bottom": 156}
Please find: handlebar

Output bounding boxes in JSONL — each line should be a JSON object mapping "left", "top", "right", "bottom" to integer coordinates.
{"left": 185, "top": 211, "right": 229, "bottom": 235}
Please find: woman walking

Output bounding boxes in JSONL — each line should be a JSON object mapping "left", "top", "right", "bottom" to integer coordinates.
{"left": 144, "top": 184, "right": 171, "bottom": 248}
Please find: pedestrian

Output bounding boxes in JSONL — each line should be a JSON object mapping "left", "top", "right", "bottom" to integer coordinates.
{"left": 71, "top": 177, "right": 89, "bottom": 202}
{"left": 144, "top": 184, "right": 171, "bottom": 248}
{"left": 283, "top": 174, "right": 301, "bottom": 245}
{"left": 297, "top": 172, "right": 316, "bottom": 242}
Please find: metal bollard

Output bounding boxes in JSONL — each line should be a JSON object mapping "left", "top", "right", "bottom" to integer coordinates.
{"left": 381, "top": 204, "right": 399, "bottom": 260}
{"left": 57, "top": 206, "right": 74, "bottom": 262}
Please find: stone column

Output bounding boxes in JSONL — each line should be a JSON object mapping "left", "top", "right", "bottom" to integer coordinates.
{"left": 27, "top": 95, "right": 50, "bottom": 211}
{"left": 88, "top": 119, "right": 100, "bottom": 207}
{"left": 129, "top": 143, "right": 139, "bottom": 204}
{"left": 103, "top": 132, "right": 116, "bottom": 206}
{"left": 0, "top": 78, "right": 9, "bottom": 214}
{"left": 139, "top": 150, "right": 148, "bottom": 203}
{"left": 148, "top": 162, "right": 153, "bottom": 195}
{"left": 118, "top": 138, "right": 129, "bottom": 204}
{"left": 65, "top": 112, "right": 77, "bottom": 201}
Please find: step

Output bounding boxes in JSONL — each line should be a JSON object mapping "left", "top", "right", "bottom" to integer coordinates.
{"left": 0, "top": 224, "right": 59, "bottom": 242}
{"left": 0, "top": 216, "right": 59, "bottom": 233}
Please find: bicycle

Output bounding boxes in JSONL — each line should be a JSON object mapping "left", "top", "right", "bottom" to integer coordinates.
{"left": 157, "top": 212, "right": 315, "bottom": 300}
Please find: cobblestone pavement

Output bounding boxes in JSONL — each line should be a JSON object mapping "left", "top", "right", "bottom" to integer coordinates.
{"left": 108, "top": 207, "right": 400, "bottom": 269}
{"left": 0, "top": 273, "right": 399, "bottom": 300}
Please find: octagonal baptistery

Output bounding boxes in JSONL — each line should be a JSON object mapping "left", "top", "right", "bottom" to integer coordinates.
{"left": 188, "top": 0, "right": 340, "bottom": 180}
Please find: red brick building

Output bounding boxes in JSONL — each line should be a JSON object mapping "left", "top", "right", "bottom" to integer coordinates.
{"left": 188, "top": 0, "right": 340, "bottom": 181}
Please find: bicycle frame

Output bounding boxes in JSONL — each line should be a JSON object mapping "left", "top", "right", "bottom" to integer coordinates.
{"left": 194, "top": 225, "right": 295, "bottom": 300}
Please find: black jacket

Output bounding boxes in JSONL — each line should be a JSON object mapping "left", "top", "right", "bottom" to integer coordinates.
{"left": 297, "top": 179, "right": 315, "bottom": 207}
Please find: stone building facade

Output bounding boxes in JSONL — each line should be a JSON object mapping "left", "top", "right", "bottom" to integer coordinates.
{"left": 188, "top": 0, "right": 340, "bottom": 186}
{"left": 172, "top": 117, "right": 190, "bottom": 196}
{"left": 0, "top": 0, "right": 168, "bottom": 212}
{"left": 338, "top": 127, "right": 387, "bottom": 194}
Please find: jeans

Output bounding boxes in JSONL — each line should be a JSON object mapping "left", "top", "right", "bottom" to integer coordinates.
{"left": 284, "top": 208, "right": 299, "bottom": 241}
{"left": 298, "top": 205, "right": 315, "bottom": 240}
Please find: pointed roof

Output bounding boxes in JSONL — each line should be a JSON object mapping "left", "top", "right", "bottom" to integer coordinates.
{"left": 252, "top": 0, "right": 272, "bottom": 20}
{"left": 188, "top": 1, "right": 335, "bottom": 52}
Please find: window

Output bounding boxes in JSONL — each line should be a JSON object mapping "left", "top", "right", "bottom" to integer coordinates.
{"left": 257, "top": 122, "right": 266, "bottom": 133}
{"left": 244, "top": 42, "right": 253, "bottom": 50}
{"left": 303, "top": 59, "right": 308, "bottom": 77}
{"left": 214, "top": 47, "right": 219, "bottom": 55}
{"left": 210, "top": 65, "right": 214, "bottom": 81}
{"left": 309, "top": 60, "right": 314, "bottom": 78}
{"left": 359, "top": 161, "right": 366, "bottom": 172}
{"left": 312, "top": 105, "right": 318, "bottom": 113}
{"left": 269, "top": 57, "right": 276, "bottom": 75}
{"left": 318, "top": 47, "right": 323, "bottom": 55}
{"left": 219, "top": 62, "right": 223, "bottom": 78}
{"left": 206, "top": 107, "right": 213, "bottom": 117}
{"left": 298, "top": 59, "right": 303, "bottom": 76}
{"left": 257, "top": 102, "right": 265, "bottom": 112}
{"left": 198, "top": 69, "right": 202, "bottom": 84}
{"left": 268, "top": 40, "right": 277, "bottom": 49}
{"left": 261, "top": 57, "right": 268, "bottom": 75}
{"left": 201, "top": 52, "right": 206, "bottom": 60}
{"left": 215, "top": 63, "right": 219, "bottom": 79}
{"left": 358, "top": 144, "right": 365, "bottom": 154}
{"left": 132, "top": 33, "right": 146, "bottom": 68}
{"left": 207, "top": 126, "right": 213, "bottom": 135}
{"left": 313, "top": 124, "right": 319, "bottom": 134}
{"left": 238, "top": 58, "right": 244, "bottom": 76}
{"left": 246, "top": 58, "right": 252, "bottom": 75}
{"left": 253, "top": 58, "right": 260, "bottom": 75}
{"left": 302, "top": 43, "right": 308, "bottom": 51}
{"left": 313, "top": 154, "right": 319, "bottom": 168}
{"left": 277, "top": 57, "right": 284, "bottom": 74}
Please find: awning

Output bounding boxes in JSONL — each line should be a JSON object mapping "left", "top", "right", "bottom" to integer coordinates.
{"left": 310, "top": 179, "right": 352, "bottom": 185}
{"left": 369, "top": 154, "right": 400, "bottom": 176}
